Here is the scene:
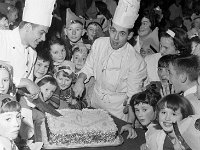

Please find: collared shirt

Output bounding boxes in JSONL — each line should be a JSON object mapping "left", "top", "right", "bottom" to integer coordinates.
{"left": 184, "top": 85, "right": 197, "bottom": 97}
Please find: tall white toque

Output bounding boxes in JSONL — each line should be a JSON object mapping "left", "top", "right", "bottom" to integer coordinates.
{"left": 22, "top": 0, "right": 56, "bottom": 27}
{"left": 112, "top": 0, "right": 140, "bottom": 29}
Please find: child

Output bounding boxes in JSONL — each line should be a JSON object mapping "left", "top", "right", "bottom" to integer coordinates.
{"left": 0, "top": 95, "right": 21, "bottom": 150}
{"left": 0, "top": 61, "right": 15, "bottom": 95}
{"left": 36, "top": 75, "right": 57, "bottom": 103}
{"left": 61, "top": 8, "right": 89, "bottom": 57}
{"left": 190, "top": 35, "right": 200, "bottom": 57}
{"left": 157, "top": 54, "right": 175, "bottom": 96}
{"left": 145, "top": 28, "right": 191, "bottom": 82}
{"left": 120, "top": 86, "right": 161, "bottom": 139}
{"left": 0, "top": 12, "right": 9, "bottom": 30}
{"left": 0, "top": 3, "right": 18, "bottom": 29}
{"left": 71, "top": 43, "right": 94, "bottom": 106}
{"left": 168, "top": 54, "right": 200, "bottom": 114}
{"left": 85, "top": 21, "right": 105, "bottom": 45}
{"left": 34, "top": 49, "right": 51, "bottom": 83}
{"left": 145, "top": 94, "right": 194, "bottom": 150}
{"left": 71, "top": 43, "right": 88, "bottom": 74}
{"left": 48, "top": 36, "right": 69, "bottom": 68}
{"left": 48, "top": 60, "right": 88, "bottom": 109}
{"left": 32, "top": 75, "right": 57, "bottom": 142}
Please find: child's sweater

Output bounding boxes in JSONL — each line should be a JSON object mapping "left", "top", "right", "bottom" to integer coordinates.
{"left": 47, "top": 86, "right": 88, "bottom": 109}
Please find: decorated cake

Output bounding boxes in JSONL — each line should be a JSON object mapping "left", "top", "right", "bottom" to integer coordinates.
{"left": 42, "top": 109, "right": 122, "bottom": 148}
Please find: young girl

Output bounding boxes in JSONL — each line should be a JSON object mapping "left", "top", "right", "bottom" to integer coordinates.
{"left": 145, "top": 27, "right": 191, "bottom": 82}
{"left": 145, "top": 94, "right": 194, "bottom": 150}
{"left": 120, "top": 87, "right": 161, "bottom": 139}
{"left": 48, "top": 60, "right": 87, "bottom": 109}
{"left": 48, "top": 36, "right": 69, "bottom": 68}
{"left": 0, "top": 61, "right": 15, "bottom": 95}
{"left": 0, "top": 95, "right": 21, "bottom": 150}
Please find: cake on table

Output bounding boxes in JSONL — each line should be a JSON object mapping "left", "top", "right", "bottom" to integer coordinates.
{"left": 42, "top": 108, "right": 122, "bottom": 148}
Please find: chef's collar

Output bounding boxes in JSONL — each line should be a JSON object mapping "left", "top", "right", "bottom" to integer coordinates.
{"left": 109, "top": 41, "right": 128, "bottom": 53}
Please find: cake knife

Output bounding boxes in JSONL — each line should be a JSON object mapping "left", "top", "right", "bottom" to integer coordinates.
{"left": 17, "top": 87, "right": 62, "bottom": 117}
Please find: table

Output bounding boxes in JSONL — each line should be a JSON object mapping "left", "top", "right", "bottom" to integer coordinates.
{"left": 43, "top": 116, "right": 146, "bottom": 150}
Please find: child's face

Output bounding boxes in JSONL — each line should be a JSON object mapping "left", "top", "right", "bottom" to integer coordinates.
{"left": 0, "top": 68, "right": 10, "bottom": 94}
{"left": 159, "top": 106, "right": 182, "bottom": 133}
{"left": 140, "top": 46, "right": 154, "bottom": 58}
{"left": 40, "top": 82, "right": 57, "bottom": 101}
{"left": 87, "top": 24, "right": 101, "bottom": 40}
{"left": 160, "top": 37, "right": 177, "bottom": 56}
{"left": 34, "top": 58, "right": 50, "bottom": 79}
{"left": 138, "top": 17, "right": 151, "bottom": 37}
{"left": 50, "top": 44, "right": 66, "bottom": 63}
{"left": 157, "top": 67, "right": 170, "bottom": 83}
{"left": 0, "top": 17, "right": 9, "bottom": 30}
{"left": 56, "top": 71, "right": 72, "bottom": 90}
{"left": 168, "top": 63, "right": 182, "bottom": 93}
{"left": 134, "top": 103, "right": 155, "bottom": 126}
{"left": 8, "top": 11, "right": 18, "bottom": 24}
{"left": 0, "top": 111, "right": 21, "bottom": 140}
{"left": 72, "top": 51, "right": 87, "bottom": 71}
{"left": 66, "top": 23, "right": 84, "bottom": 43}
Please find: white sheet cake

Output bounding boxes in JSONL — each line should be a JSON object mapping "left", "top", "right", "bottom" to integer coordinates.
{"left": 42, "top": 109, "right": 120, "bottom": 148}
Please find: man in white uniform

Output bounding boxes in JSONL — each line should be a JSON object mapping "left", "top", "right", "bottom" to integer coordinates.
{"left": 0, "top": 0, "right": 56, "bottom": 141}
{"left": 0, "top": 0, "right": 56, "bottom": 97}
{"left": 74, "top": 0, "right": 147, "bottom": 121}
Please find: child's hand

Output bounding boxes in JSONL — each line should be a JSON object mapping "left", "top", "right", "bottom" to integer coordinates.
{"left": 71, "top": 99, "right": 78, "bottom": 105}
{"left": 140, "top": 143, "right": 150, "bottom": 150}
{"left": 120, "top": 124, "right": 137, "bottom": 139}
{"left": 160, "top": 82, "right": 175, "bottom": 97}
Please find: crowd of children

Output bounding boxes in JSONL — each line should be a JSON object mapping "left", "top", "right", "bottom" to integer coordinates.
{"left": 1, "top": 0, "right": 200, "bottom": 150}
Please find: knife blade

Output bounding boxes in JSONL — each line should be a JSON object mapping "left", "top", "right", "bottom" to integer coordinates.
{"left": 17, "top": 88, "right": 62, "bottom": 117}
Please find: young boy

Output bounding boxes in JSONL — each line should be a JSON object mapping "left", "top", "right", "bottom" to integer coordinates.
{"left": 48, "top": 60, "right": 88, "bottom": 109}
{"left": 34, "top": 50, "right": 51, "bottom": 83}
{"left": 61, "top": 8, "right": 90, "bottom": 55}
{"left": 71, "top": 43, "right": 94, "bottom": 106}
{"left": 72, "top": 43, "right": 88, "bottom": 74}
{"left": 168, "top": 54, "right": 200, "bottom": 114}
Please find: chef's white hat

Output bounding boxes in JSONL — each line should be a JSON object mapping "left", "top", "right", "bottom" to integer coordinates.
{"left": 112, "top": 0, "right": 140, "bottom": 29}
{"left": 22, "top": 0, "right": 56, "bottom": 27}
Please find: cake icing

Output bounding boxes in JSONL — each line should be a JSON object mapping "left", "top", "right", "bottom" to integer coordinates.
{"left": 43, "top": 109, "right": 119, "bottom": 148}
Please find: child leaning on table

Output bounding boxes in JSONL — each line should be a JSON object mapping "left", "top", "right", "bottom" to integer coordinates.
{"left": 71, "top": 43, "right": 94, "bottom": 106}
{"left": 120, "top": 86, "right": 161, "bottom": 139}
{"left": 48, "top": 60, "right": 88, "bottom": 109}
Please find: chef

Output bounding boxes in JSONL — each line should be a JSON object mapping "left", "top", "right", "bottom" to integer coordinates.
{"left": 73, "top": 0, "right": 147, "bottom": 121}
{"left": 0, "top": 0, "right": 56, "bottom": 97}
